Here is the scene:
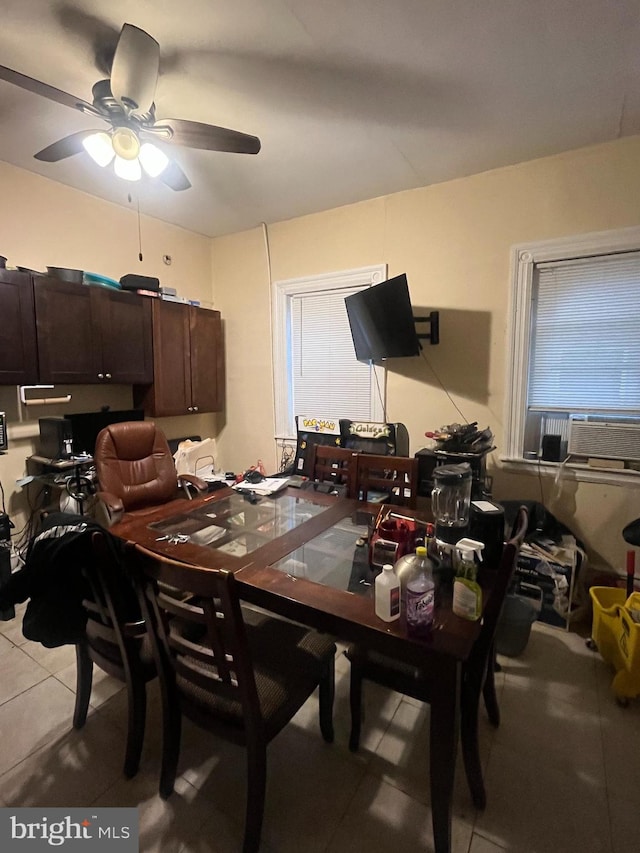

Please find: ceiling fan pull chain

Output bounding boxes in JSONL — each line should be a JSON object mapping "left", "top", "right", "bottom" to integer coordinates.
{"left": 128, "top": 191, "right": 143, "bottom": 262}
{"left": 137, "top": 192, "right": 143, "bottom": 262}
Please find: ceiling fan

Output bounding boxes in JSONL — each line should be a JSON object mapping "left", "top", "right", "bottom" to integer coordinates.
{"left": 0, "top": 22, "right": 261, "bottom": 191}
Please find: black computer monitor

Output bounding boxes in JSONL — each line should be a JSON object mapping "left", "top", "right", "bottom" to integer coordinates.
{"left": 68, "top": 409, "right": 144, "bottom": 456}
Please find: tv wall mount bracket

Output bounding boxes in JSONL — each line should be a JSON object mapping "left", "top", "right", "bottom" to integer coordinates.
{"left": 414, "top": 311, "right": 440, "bottom": 345}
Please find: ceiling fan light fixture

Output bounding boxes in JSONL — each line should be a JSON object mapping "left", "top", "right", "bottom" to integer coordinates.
{"left": 111, "top": 126, "right": 140, "bottom": 160}
{"left": 114, "top": 155, "right": 142, "bottom": 181}
{"left": 1, "top": 22, "right": 260, "bottom": 194}
{"left": 139, "top": 142, "right": 169, "bottom": 177}
{"left": 82, "top": 132, "right": 115, "bottom": 167}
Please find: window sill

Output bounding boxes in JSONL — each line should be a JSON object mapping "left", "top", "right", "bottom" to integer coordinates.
{"left": 499, "top": 456, "right": 640, "bottom": 487}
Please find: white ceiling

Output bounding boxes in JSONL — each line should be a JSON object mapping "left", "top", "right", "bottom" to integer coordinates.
{"left": 1, "top": 0, "right": 638, "bottom": 238}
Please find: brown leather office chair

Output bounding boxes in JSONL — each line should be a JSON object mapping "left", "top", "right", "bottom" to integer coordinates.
{"left": 94, "top": 421, "right": 206, "bottom": 526}
{"left": 311, "top": 444, "right": 359, "bottom": 497}
{"left": 346, "top": 505, "right": 529, "bottom": 810}
{"left": 129, "top": 542, "right": 337, "bottom": 853}
{"left": 74, "top": 530, "right": 156, "bottom": 778}
{"left": 356, "top": 453, "right": 419, "bottom": 509}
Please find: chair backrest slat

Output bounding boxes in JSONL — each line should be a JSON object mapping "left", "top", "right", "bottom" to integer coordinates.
{"left": 157, "top": 590, "right": 208, "bottom": 623}
{"left": 84, "top": 531, "right": 142, "bottom": 668}
{"left": 85, "top": 617, "right": 119, "bottom": 645}
{"left": 311, "top": 445, "right": 358, "bottom": 497}
{"left": 129, "top": 542, "right": 262, "bottom": 729}
{"left": 173, "top": 656, "right": 240, "bottom": 702}
{"left": 356, "top": 453, "right": 419, "bottom": 508}
{"left": 161, "top": 594, "right": 237, "bottom": 684}
{"left": 83, "top": 570, "right": 113, "bottom": 627}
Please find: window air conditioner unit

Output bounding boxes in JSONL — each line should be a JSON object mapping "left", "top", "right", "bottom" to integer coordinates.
{"left": 568, "top": 416, "right": 640, "bottom": 462}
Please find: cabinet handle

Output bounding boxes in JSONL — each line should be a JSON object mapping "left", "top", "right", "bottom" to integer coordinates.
{"left": 97, "top": 373, "right": 104, "bottom": 380}
{"left": 193, "top": 406, "right": 199, "bottom": 412}
{"left": 105, "top": 373, "right": 112, "bottom": 380}
{"left": 188, "top": 407, "right": 193, "bottom": 412}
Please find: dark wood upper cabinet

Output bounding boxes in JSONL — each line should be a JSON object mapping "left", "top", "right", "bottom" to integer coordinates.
{"left": 0, "top": 270, "right": 38, "bottom": 385}
{"left": 0, "top": 274, "right": 221, "bottom": 407}
{"left": 33, "top": 277, "right": 153, "bottom": 384}
{"left": 134, "top": 300, "right": 224, "bottom": 417}
{"left": 190, "top": 306, "right": 224, "bottom": 414}
{"left": 33, "top": 277, "right": 98, "bottom": 383}
{"left": 92, "top": 287, "right": 153, "bottom": 384}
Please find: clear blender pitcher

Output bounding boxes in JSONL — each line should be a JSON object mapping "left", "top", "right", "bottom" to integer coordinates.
{"left": 431, "top": 463, "right": 472, "bottom": 555}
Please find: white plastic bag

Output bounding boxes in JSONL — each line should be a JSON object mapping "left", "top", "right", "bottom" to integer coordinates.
{"left": 173, "top": 438, "right": 217, "bottom": 477}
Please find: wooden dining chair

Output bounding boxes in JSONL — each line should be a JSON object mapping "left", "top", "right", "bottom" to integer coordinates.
{"left": 346, "top": 505, "right": 529, "bottom": 810}
{"left": 355, "top": 453, "right": 419, "bottom": 508}
{"left": 128, "top": 542, "right": 337, "bottom": 853}
{"left": 74, "top": 530, "right": 156, "bottom": 778}
{"left": 311, "top": 444, "right": 359, "bottom": 497}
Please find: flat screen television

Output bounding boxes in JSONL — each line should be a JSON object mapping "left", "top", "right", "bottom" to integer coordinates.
{"left": 345, "top": 273, "right": 421, "bottom": 362}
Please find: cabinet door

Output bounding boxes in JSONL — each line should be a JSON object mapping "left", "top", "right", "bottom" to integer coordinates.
{"left": 190, "top": 307, "right": 224, "bottom": 413}
{"left": 33, "top": 277, "right": 100, "bottom": 383}
{"left": 134, "top": 302, "right": 225, "bottom": 417}
{"left": 91, "top": 288, "right": 153, "bottom": 383}
{"left": 134, "top": 300, "right": 191, "bottom": 416}
{"left": 0, "top": 270, "right": 38, "bottom": 384}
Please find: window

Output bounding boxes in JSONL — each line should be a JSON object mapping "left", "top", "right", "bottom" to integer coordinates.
{"left": 272, "top": 265, "right": 386, "bottom": 439}
{"left": 505, "top": 226, "right": 640, "bottom": 474}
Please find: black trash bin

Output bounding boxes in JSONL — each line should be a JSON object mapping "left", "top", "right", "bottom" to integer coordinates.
{"left": 496, "top": 594, "right": 537, "bottom": 657}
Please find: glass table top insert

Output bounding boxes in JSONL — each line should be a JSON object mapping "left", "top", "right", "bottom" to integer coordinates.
{"left": 270, "top": 516, "right": 376, "bottom": 595}
{"left": 148, "top": 492, "right": 327, "bottom": 558}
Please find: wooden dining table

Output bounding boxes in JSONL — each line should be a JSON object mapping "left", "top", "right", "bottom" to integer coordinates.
{"left": 111, "top": 485, "right": 485, "bottom": 853}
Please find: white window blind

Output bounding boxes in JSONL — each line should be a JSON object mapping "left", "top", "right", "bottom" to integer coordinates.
{"left": 290, "top": 287, "right": 377, "bottom": 419}
{"left": 529, "top": 252, "right": 640, "bottom": 413}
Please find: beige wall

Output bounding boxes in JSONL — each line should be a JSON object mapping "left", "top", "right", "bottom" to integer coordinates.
{"left": 1, "top": 139, "right": 638, "bottom": 571}
{"left": 212, "top": 135, "right": 640, "bottom": 571}
{"left": 0, "top": 161, "right": 215, "bottom": 529}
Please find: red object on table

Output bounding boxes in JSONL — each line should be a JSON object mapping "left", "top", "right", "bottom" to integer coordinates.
{"left": 626, "top": 550, "right": 636, "bottom": 597}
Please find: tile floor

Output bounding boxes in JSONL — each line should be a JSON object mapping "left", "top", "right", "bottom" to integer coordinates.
{"left": 0, "top": 604, "right": 638, "bottom": 853}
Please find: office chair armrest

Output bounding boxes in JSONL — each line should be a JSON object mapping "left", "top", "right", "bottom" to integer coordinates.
{"left": 178, "top": 474, "right": 208, "bottom": 493}
{"left": 95, "top": 490, "right": 125, "bottom": 527}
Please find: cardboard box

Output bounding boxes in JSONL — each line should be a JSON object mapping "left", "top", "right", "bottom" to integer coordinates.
{"left": 513, "top": 554, "right": 575, "bottom": 629}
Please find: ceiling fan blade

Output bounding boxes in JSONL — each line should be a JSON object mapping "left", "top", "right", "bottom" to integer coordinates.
{"left": 110, "top": 23, "right": 159, "bottom": 114}
{"left": 159, "top": 160, "right": 192, "bottom": 191}
{"left": 0, "top": 64, "right": 92, "bottom": 112}
{"left": 154, "top": 118, "right": 261, "bottom": 154}
{"left": 34, "top": 130, "right": 100, "bottom": 162}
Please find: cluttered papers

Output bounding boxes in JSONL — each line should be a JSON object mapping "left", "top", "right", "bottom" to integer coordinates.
{"left": 232, "top": 477, "right": 290, "bottom": 496}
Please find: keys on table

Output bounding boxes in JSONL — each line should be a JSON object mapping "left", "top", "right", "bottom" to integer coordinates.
{"left": 155, "top": 534, "right": 190, "bottom": 544}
